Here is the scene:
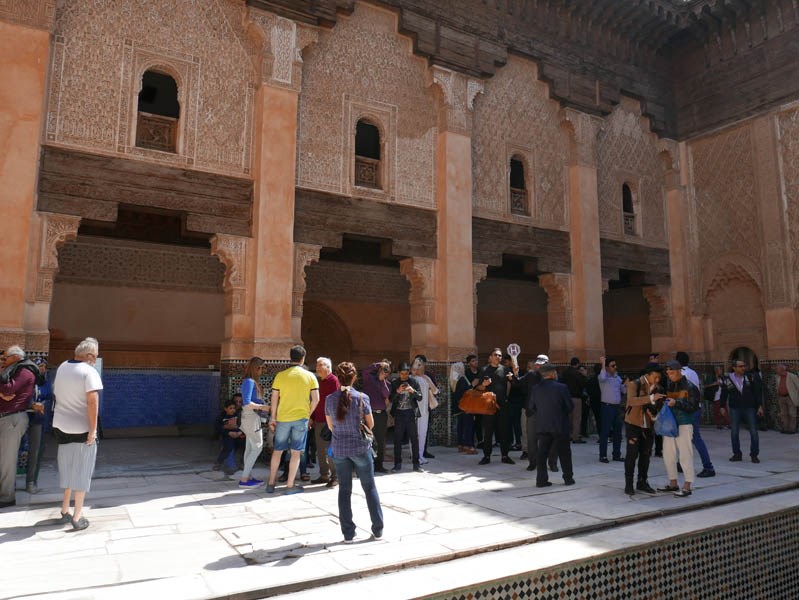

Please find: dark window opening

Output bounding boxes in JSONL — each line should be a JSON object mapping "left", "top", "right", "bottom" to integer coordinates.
{"left": 136, "top": 70, "right": 179, "bottom": 153}
{"left": 510, "top": 156, "right": 529, "bottom": 216}
{"left": 510, "top": 157, "right": 526, "bottom": 190}
{"left": 622, "top": 183, "right": 635, "bottom": 235}
{"left": 355, "top": 120, "right": 381, "bottom": 189}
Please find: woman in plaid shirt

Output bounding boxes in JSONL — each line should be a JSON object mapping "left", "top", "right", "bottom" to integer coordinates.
{"left": 325, "top": 362, "right": 384, "bottom": 542}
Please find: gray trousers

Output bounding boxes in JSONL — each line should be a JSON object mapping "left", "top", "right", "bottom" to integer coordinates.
{"left": 26, "top": 422, "right": 44, "bottom": 486}
{"left": 0, "top": 412, "right": 28, "bottom": 502}
{"left": 313, "top": 421, "right": 336, "bottom": 478}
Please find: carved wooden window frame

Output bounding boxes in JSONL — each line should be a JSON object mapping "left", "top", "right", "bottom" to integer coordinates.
{"left": 508, "top": 153, "right": 531, "bottom": 217}
{"left": 619, "top": 175, "right": 641, "bottom": 238}
{"left": 344, "top": 96, "right": 396, "bottom": 202}
{"left": 133, "top": 64, "right": 185, "bottom": 156}
{"left": 117, "top": 43, "right": 200, "bottom": 167}
{"left": 506, "top": 145, "right": 534, "bottom": 220}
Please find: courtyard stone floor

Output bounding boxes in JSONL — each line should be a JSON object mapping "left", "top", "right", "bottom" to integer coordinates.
{"left": 2, "top": 429, "right": 798, "bottom": 599}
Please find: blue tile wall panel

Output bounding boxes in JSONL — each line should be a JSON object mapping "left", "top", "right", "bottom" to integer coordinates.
{"left": 100, "top": 369, "right": 221, "bottom": 429}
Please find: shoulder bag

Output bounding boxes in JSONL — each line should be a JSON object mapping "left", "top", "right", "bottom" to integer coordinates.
{"left": 459, "top": 389, "right": 499, "bottom": 415}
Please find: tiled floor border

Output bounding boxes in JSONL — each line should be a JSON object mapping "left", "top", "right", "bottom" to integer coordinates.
{"left": 429, "top": 504, "right": 799, "bottom": 600}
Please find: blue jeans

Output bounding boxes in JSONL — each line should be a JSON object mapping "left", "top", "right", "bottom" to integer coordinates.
{"left": 692, "top": 407, "right": 713, "bottom": 470}
{"left": 274, "top": 419, "right": 309, "bottom": 451}
{"left": 730, "top": 407, "right": 759, "bottom": 457}
{"left": 599, "top": 403, "right": 623, "bottom": 459}
{"left": 457, "top": 413, "right": 475, "bottom": 447}
{"left": 331, "top": 453, "right": 383, "bottom": 540}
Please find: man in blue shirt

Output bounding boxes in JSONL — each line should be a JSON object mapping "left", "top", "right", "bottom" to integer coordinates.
{"left": 598, "top": 356, "right": 625, "bottom": 463}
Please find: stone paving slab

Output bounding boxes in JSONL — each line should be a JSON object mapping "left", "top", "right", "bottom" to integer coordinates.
{"left": 3, "top": 429, "right": 798, "bottom": 600}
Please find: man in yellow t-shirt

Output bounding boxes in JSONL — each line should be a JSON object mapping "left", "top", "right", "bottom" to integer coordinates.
{"left": 266, "top": 345, "right": 319, "bottom": 494}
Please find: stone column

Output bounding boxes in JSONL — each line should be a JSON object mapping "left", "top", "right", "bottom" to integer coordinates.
{"left": 752, "top": 115, "right": 798, "bottom": 358}
{"left": 560, "top": 109, "right": 605, "bottom": 362}
{"left": 427, "top": 66, "right": 484, "bottom": 360}
{"left": 247, "top": 12, "right": 318, "bottom": 359}
{"left": 539, "top": 273, "right": 576, "bottom": 362}
{"left": 400, "top": 257, "right": 438, "bottom": 359}
{"left": 291, "top": 243, "right": 322, "bottom": 342}
{"left": 0, "top": 10, "right": 52, "bottom": 351}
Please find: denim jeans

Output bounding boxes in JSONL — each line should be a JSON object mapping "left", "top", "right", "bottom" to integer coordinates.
{"left": 692, "top": 406, "right": 714, "bottom": 470}
{"left": 599, "top": 403, "right": 623, "bottom": 459}
{"left": 730, "top": 407, "right": 760, "bottom": 457}
{"left": 331, "top": 453, "right": 384, "bottom": 540}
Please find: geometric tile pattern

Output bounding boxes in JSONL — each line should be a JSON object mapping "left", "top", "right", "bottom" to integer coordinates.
{"left": 432, "top": 507, "right": 799, "bottom": 600}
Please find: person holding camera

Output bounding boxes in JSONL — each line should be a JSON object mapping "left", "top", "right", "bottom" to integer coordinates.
{"left": 389, "top": 362, "right": 423, "bottom": 472}
{"left": 623, "top": 365, "right": 664, "bottom": 495}
{"left": 362, "top": 360, "right": 392, "bottom": 473}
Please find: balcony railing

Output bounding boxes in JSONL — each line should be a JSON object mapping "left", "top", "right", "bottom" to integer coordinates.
{"left": 355, "top": 156, "right": 381, "bottom": 189}
{"left": 623, "top": 212, "right": 636, "bottom": 235}
{"left": 136, "top": 112, "right": 178, "bottom": 153}
{"left": 510, "top": 187, "right": 529, "bottom": 216}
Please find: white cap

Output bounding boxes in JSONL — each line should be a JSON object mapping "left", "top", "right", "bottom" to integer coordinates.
{"left": 535, "top": 354, "right": 550, "bottom": 365}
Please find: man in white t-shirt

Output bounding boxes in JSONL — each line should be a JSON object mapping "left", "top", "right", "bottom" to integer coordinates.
{"left": 53, "top": 337, "right": 103, "bottom": 530}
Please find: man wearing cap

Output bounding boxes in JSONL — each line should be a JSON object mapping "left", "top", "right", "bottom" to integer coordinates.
{"left": 512, "top": 354, "right": 557, "bottom": 472}
{"left": 598, "top": 356, "right": 625, "bottom": 463}
{"left": 658, "top": 360, "right": 700, "bottom": 497}
{"left": 0, "top": 346, "right": 40, "bottom": 508}
{"left": 389, "top": 362, "right": 424, "bottom": 472}
{"left": 529, "top": 364, "right": 575, "bottom": 487}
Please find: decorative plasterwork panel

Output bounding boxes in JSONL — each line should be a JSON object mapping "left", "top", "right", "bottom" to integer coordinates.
{"left": 55, "top": 237, "right": 224, "bottom": 293}
{"left": 46, "top": 0, "right": 256, "bottom": 176}
{"left": 400, "top": 257, "right": 437, "bottom": 325}
{"left": 690, "top": 123, "right": 762, "bottom": 310}
{"left": 538, "top": 273, "right": 574, "bottom": 332}
{"left": 642, "top": 285, "right": 674, "bottom": 338}
{"left": 428, "top": 65, "right": 483, "bottom": 135}
{"left": 296, "top": 2, "right": 437, "bottom": 209}
{"left": 249, "top": 8, "right": 317, "bottom": 90}
{"left": 36, "top": 212, "right": 81, "bottom": 302}
{"left": 472, "top": 56, "right": 567, "bottom": 229}
{"left": 305, "top": 261, "right": 410, "bottom": 304}
{"left": 597, "top": 101, "right": 667, "bottom": 246}
{"left": 778, "top": 107, "right": 799, "bottom": 306}
{"left": 211, "top": 233, "right": 249, "bottom": 314}
{"left": 0, "top": 0, "right": 55, "bottom": 30}
{"left": 292, "top": 243, "right": 321, "bottom": 318}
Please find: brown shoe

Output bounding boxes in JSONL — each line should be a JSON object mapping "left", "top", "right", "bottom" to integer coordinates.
{"left": 311, "top": 476, "right": 329, "bottom": 484}
{"left": 326, "top": 477, "right": 338, "bottom": 488}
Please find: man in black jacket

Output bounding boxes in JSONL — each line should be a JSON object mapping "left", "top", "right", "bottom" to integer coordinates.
{"left": 529, "top": 364, "right": 575, "bottom": 487}
{"left": 561, "top": 357, "right": 587, "bottom": 443}
{"left": 720, "top": 359, "right": 764, "bottom": 463}
{"left": 475, "top": 349, "right": 514, "bottom": 465}
{"left": 389, "top": 363, "right": 424, "bottom": 472}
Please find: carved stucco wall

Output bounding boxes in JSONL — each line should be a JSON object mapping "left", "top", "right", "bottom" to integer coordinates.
{"left": 0, "top": 0, "right": 55, "bottom": 30}
{"left": 689, "top": 123, "right": 763, "bottom": 312}
{"left": 778, "top": 107, "right": 799, "bottom": 303}
{"left": 296, "top": 2, "right": 437, "bottom": 208}
{"left": 597, "top": 100, "right": 666, "bottom": 246}
{"left": 46, "top": 0, "right": 256, "bottom": 175}
{"left": 472, "top": 56, "right": 567, "bottom": 228}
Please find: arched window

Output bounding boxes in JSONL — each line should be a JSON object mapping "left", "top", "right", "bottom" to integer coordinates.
{"left": 509, "top": 155, "right": 529, "bottom": 216}
{"left": 354, "top": 120, "right": 381, "bottom": 189}
{"left": 622, "top": 183, "right": 636, "bottom": 235}
{"left": 136, "top": 70, "right": 180, "bottom": 153}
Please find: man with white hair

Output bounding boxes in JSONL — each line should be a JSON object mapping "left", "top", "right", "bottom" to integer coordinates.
{"left": 52, "top": 337, "right": 103, "bottom": 530}
{"left": 311, "top": 357, "right": 340, "bottom": 487}
{"left": 0, "top": 345, "right": 39, "bottom": 508}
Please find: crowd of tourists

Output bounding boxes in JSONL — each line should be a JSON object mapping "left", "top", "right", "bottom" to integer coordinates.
{"left": 2, "top": 340, "right": 798, "bottom": 543}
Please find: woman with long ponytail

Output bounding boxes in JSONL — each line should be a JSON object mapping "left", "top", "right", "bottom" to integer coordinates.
{"left": 238, "top": 357, "right": 269, "bottom": 488}
{"left": 325, "top": 362, "right": 384, "bottom": 542}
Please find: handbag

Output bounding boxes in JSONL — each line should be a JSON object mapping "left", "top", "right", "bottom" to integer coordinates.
{"left": 428, "top": 389, "right": 439, "bottom": 410}
{"left": 320, "top": 423, "right": 332, "bottom": 442}
{"left": 358, "top": 394, "right": 375, "bottom": 454}
{"left": 653, "top": 404, "right": 679, "bottom": 438}
{"left": 459, "top": 389, "right": 499, "bottom": 415}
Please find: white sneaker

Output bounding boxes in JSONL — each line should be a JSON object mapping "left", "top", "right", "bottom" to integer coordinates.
{"left": 419, "top": 458, "right": 429, "bottom": 465}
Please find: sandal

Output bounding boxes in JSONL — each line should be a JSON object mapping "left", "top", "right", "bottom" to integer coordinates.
{"left": 71, "top": 516, "right": 90, "bottom": 531}
{"left": 56, "top": 512, "right": 72, "bottom": 525}
{"left": 300, "top": 474, "right": 311, "bottom": 482}
{"left": 673, "top": 488, "right": 692, "bottom": 497}
{"left": 657, "top": 485, "right": 679, "bottom": 492}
